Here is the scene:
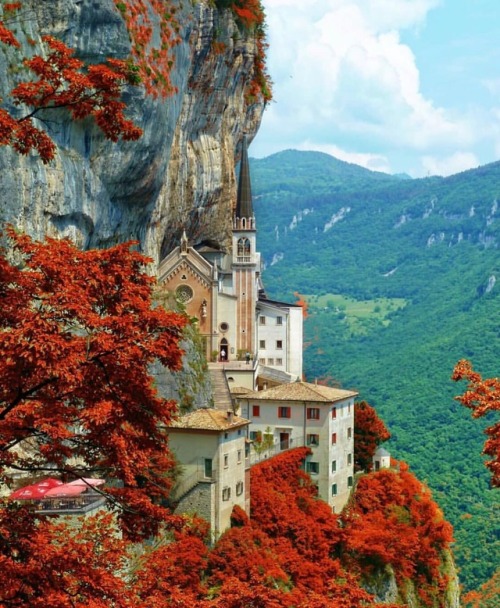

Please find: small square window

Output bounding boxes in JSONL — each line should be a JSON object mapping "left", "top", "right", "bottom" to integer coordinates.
{"left": 276, "top": 340, "right": 283, "bottom": 349}
{"left": 252, "top": 405, "right": 260, "bottom": 417}
{"left": 276, "top": 316, "right": 283, "bottom": 325}
{"left": 267, "top": 358, "right": 274, "bottom": 365}
{"left": 306, "top": 461, "right": 319, "bottom": 474}
{"left": 306, "top": 434, "right": 319, "bottom": 446}
{"left": 222, "top": 487, "right": 231, "bottom": 501}
{"left": 307, "top": 407, "right": 320, "bottom": 420}
{"left": 259, "top": 358, "right": 265, "bottom": 364}
{"left": 276, "top": 358, "right": 283, "bottom": 366}
{"left": 250, "top": 431, "right": 262, "bottom": 442}
{"left": 278, "top": 406, "right": 291, "bottom": 418}
{"left": 259, "top": 340, "right": 266, "bottom": 349}
{"left": 259, "top": 316, "right": 266, "bottom": 325}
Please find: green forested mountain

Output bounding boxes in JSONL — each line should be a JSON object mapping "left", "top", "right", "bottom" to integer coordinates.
{"left": 251, "top": 150, "right": 499, "bottom": 592}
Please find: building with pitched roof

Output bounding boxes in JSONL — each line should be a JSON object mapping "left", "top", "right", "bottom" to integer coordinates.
{"left": 236, "top": 381, "right": 358, "bottom": 512}
{"left": 167, "top": 408, "right": 249, "bottom": 537}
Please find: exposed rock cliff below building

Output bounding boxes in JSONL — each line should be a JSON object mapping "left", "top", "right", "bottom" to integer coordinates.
{"left": 0, "top": 0, "right": 263, "bottom": 265}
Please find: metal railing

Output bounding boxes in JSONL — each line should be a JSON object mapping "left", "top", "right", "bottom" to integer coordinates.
{"left": 246, "top": 435, "right": 306, "bottom": 468}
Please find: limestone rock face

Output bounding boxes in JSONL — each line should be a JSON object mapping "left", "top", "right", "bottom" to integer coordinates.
{"left": 0, "top": 0, "right": 263, "bottom": 267}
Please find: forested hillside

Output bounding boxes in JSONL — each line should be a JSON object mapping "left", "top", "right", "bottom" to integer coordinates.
{"left": 251, "top": 150, "right": 499, "bottom": 592}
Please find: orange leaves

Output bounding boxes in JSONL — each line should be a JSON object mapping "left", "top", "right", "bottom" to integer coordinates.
{"left": 0, "top": 228, "right": 188, "bottom": 539}
{"left": 0, "top": 29, "right": 142, "bottom": 162}
{"left": 112, "top": 0, "right": 180, "bottom": 98}
{"left": 293, "top": 291, "right": 309, "bottom": 318}
{"left": 354, "top": 400, "right": 391, "bottom": 472}
{"left": 452, "top": 360, "right": 500, "bottom": 487}
{"left": 341, "top": 466, "right": 454, "bottom": 604}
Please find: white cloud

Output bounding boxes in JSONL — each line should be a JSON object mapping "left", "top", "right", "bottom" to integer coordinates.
{"left": 297, "top": 141, "right": 392, "bottom": 173}
{"left": 253, "top": 0, "right": 487, "bottom": 176}
{"left": 420, "top": 152, "right": 479, "bottom": 177}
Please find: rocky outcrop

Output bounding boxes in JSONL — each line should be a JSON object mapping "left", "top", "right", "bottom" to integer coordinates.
{"left": 0, "top": 0, "right": 263, "bottom": 265}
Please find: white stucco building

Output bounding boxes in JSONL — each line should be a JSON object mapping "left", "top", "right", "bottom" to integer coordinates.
{"left": 236, "top": 381, "right": 358, "bottom": 513}
{"left": 167, "top": 408, "right": 249, "bottom": 538}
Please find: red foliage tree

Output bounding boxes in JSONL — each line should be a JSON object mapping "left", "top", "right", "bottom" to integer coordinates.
{"left": 341, "top": 465, "right": 454, "bottom": 604}
{"left": 0, "top": 227, "right": 188, "bottom": 539}
{"left": 293, "top": 292, "right": 309, "bottom": 319}
{"left": 0, "top": 505, "right": 131, "bottom": 607}
{"left": 452, "top": 359, "right": 500, "bottom": 487}
{"left": 0, "top": 30, "right": 142, "bottom": 163}
{"left": 354, "top": 401, "right": 391, "bottom": 472}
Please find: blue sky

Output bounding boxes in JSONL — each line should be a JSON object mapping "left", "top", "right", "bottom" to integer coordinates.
{"left": 251, "top": 0, "right": 500, "bottom": 177}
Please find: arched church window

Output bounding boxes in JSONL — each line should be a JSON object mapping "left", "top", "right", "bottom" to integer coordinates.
{"left": 237, "top": 238, "right": 251, "bottom": 256}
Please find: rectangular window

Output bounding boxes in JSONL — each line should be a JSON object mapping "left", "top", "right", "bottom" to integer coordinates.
{"left": 252, "top": 405, "right": 260, "bottom": 417}
{"left": 267, "top": 358, "right": 274, "bottom": 365}
{"left": 307, "top": 407, "right": 320, "bottom": 420}
{"left": 250, "top": 431, "right": 262, "bottom": 442}
{"left": 204, "top": 458, "right": 213, "bottom": 478}
{"left": 237, "top": 450, "right": 242, "bottom": 463}
{"left": 331, "top": 460, "right": 336, "bottom": 473}
{"left": 348, "top": 427, "right": 352, "bottom": 439}
{"left": 331, "top": 407, "right": 337, "bottom": 419}
{"left": 276, "top": 316, "right": 283, "bottom": 325}
{"left": 331, "top": 483, "right": 337, "bottom": 496}
{"left": 348, "top": 453, "right": 352, "bottom": 465}
{"left": 276, "top": 358, "right": 283, "bottom": 366}
{"left": 259, "top": 358, "right": 265, "bottom": 364}
{"left": 278, "top": 406, "right": 291, "bottom": 419}
{"left": 306, "top": 461, "right": 319, "bottom": 475}
{"left": 259, "top": 340, "right": 266, "bottom": 349}
{"left": 276, "top": 340, "right": 283, "bottom": 349}
{"left": 224, "top": 454, "right": 229, "bottom": 468}
{"left": 348, "top": 402, "right": 352, "bottom": 414}
{"left": 306, "top": 434, "right": 319, "bottom": 446}
{"left": 331, "top": 432, "right": 337, "bottom": 445}
{"left": 259, "top": 316, "right": 266, "bottom": 325}
{"left": 348, "top": 476, "right": 353, "bottom": 487}
{"left": 222, "top": 487, "right": 231, "bottom": 501}
{"left": 236, "top": 481, "right": 244, "bottom": 496}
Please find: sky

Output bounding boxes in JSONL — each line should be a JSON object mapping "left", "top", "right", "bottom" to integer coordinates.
{"left": 250, "top": 0, "right": 500, "bottom": 177}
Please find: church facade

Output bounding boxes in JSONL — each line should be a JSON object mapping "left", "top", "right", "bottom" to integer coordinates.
{"left": 158, "top": 137, "right": 303, "bottom": 389}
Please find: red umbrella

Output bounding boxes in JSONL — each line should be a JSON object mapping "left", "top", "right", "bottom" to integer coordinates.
{"left": 10, "top": 477, "right": 63, "bottom": 500}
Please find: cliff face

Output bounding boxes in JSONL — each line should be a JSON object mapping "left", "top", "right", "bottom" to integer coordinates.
{"left": 0, "top": 0, "right": 263, "bottom": 265}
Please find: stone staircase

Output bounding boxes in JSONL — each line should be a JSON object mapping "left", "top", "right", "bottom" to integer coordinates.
{"left": 207, "top": 364, "right": 234, "bottom": 411}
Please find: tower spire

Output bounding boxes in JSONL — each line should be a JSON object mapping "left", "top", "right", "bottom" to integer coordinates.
{"left": 236, "top": 134, "right": 253, "bottom": 219}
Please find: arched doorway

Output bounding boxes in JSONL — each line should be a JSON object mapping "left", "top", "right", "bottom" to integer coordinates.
{"left": 219, "top": 338, "right": 229, "bottom": 362}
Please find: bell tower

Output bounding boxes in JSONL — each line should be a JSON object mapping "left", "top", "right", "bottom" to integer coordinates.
{"left": 232, "top": 135, "right": 260, "bottom": 356}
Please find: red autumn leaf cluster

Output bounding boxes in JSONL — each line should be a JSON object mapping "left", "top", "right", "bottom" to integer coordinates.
{"left": 293, "top": 291, "right": 309, "bottom": 318}
{"left": 341, "top": 465, "right": 454, "bottom": 603}
{"left": 1, "top": 34, "right": 142, "bottom": 162}
{"left": 354, "top": 400, "right": 391, "bottom": 472}
{"left": 452, "top": 359, "right": 500, "bottom": 487}
{"left": 0, "top": 227, "right": 188, "bottom": 539}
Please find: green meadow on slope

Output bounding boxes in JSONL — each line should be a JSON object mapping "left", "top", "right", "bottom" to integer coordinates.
{"left": 252, "top": 150, "right": 499, "bottom": 592}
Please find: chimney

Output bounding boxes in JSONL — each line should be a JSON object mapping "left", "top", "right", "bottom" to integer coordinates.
{"left": 226, "top": 410, "right": 234, "bottom": 423}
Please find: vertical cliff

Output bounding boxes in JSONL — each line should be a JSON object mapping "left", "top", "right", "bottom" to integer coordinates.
{"left": 0, "top": 0, "right": 264, "bottom": 265}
